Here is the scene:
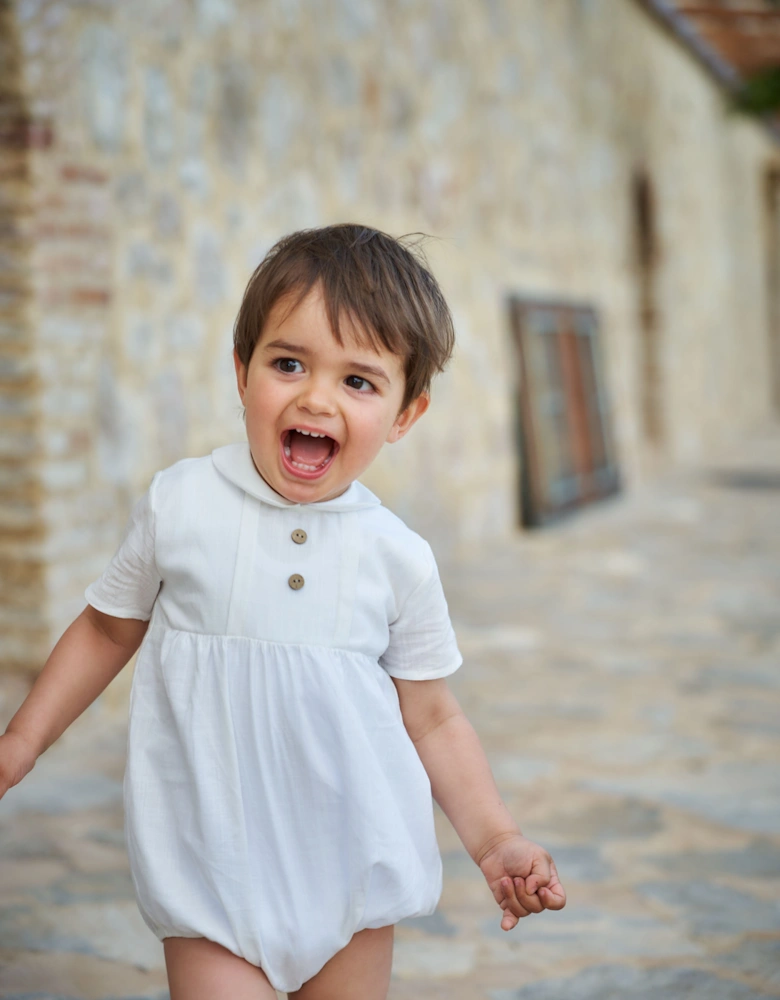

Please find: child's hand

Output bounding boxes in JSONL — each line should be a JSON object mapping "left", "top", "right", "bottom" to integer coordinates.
{"left": 478, "top": 833, "right": 566, "bottom": 931}
{"left": 0, "top": 731, "right": 37, "bottom": 800}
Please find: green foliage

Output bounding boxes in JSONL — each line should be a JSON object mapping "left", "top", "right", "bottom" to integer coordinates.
{"left": 734, "top": 65, "right": 780, "bottom": 115}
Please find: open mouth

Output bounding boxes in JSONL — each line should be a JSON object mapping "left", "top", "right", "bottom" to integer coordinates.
{"left": 281, "top": 428, "right": 339, "bottom": 479}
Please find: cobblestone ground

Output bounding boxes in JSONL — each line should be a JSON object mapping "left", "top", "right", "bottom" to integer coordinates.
{"left": 1, "top": 433, "right": 778, "bottom": 999}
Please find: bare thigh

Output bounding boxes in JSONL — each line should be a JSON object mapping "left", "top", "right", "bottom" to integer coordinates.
{"left": 164, "top": 937, "right": 278, "bottom": 1000}
{"left": 289, "top": 925, "right": 394, "bottom": 1000}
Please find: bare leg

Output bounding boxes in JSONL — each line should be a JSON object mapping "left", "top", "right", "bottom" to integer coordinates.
{"left": 164, "top": 936, "right": 278, "bottom": 1000}
{"left": 289, "top": 925, "right": 394, "bottom": 1000}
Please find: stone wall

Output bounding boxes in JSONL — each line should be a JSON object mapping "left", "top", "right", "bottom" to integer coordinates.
{"left": 2, "top": 0, "right": 779, "bottom": 671}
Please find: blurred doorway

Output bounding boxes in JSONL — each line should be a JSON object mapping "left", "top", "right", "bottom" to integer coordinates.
{"left": 509, "top": 298, "right": 620, "bottom": 528}
{"left": 766, "top": 167, "right": 780, "bottom": 415}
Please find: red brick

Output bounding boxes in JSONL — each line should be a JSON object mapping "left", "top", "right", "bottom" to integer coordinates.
{"left": 60, "top": 164, "right": 109, "bottom": 185}
{"left": 0, "top": 117, "right": 54, "bottom": 150}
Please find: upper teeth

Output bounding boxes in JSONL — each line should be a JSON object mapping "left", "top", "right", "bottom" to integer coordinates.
{"left": 295, "top": 428, "right": 327, "bottom": 437}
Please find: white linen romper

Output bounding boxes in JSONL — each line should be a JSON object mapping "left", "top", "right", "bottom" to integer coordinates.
{"left": 84, "top": 442, "right": 462, "bottom": 994}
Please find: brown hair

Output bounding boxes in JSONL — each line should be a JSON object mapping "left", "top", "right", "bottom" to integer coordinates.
{"left": 233, "top": 223, "right": 455, "bottom": 412}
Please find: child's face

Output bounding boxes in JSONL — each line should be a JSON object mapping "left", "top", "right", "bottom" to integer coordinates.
{"left": 234, "top": 283, "right": 429, "bottom": 504}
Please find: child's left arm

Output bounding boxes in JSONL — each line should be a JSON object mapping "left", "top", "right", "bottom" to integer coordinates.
{"left": 393, "top": 676, "right": 566, "bottom": 931}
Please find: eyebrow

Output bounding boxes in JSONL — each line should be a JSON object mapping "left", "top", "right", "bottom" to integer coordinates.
{"left": 262, "top": 339, "right": 392, "bottom": 386}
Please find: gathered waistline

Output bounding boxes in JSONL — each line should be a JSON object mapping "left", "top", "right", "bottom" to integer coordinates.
{"left": 147, "top": 621, "right": 382, "bottom": 663}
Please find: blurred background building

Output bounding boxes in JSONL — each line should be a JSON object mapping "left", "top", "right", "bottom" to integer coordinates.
{"left": 1, "top": 0, "right": 779, "bottom": 672}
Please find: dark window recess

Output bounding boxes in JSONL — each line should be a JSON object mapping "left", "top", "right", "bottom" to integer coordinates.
{"left": 509, "top": 298, "right": 620, "bottom": 528}
{"left": 632, "top": 169, "right": 663, "bottom": 445}
{"left": 765, "top": 167, "right": 780, "bottom": 415}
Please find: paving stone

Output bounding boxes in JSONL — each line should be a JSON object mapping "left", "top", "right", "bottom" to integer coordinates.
{"left": 0, "top": 994, "right": 169, "bottom": 1000}
{"left": 0, "top": 994, "right": 81, "bottom": 999}
{"left": 400, "top": 910, "right": 458, "bottom": 938}
{"left": 0, "top": 995, "right": 168, "bottom": 1000}
{"left": 85, "top": 828, "right": 126, "bottom": 851}
{"left": 684, "top": 663, "right": 780, "bottom": 692}
{"left": 29, "top": 869, "right": 136, "bottom": 905}
{"left": 0, "top": 771, "right": 122, "bottom": 819}
{"left": 0, "top": 901, "right": 165, "bottom": 971}
{"left": 0, "top": 949, "right": 169, "bottom": 999}
{"left": 0, "top": 826, "right": 65, "bottom": 860}
{"left": 717, "top": 698, "right": 780, "bottom": 736}
{"left": 489, "top": 964, "right": 771, "bottom": 999}
{"left": 546, "top": 798, "right": 665, "bottom": 840}
{"left": 441, "top": 849, "right": 482, "bottom": 880}
{"left": 584, "top": 762, "right": 780, "bottom": 836}
{"left": 487, "top": 754, "right": 557, "bottom": 787}
{"left": 575, "top": 731, "right": 713, "bottom": 766}
{"left": 479, "top": 908, "right": 702, "bottom": 958}
{"left": 195, "top": 0, "right": 234, "bottom": 33}
{"left": 713, "top": 937, "right": 780, "bottom": 988}
{"left": 645, "top": 839, "right": 780, "bottom": 879}
{"left": 392, "top": 939, "right": 476, "bottom": 979}
{"left": 636, "top": 881, "right": 780, "bottom": 936}
{"left": 533, "top": 843, "right": 613, "bottom": 882}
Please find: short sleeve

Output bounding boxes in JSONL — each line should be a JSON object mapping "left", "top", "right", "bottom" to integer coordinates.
{"left": 379, "top": 545, "right": 462, "bottom": 681}
{"left": 84, "top": 476, "right": 162, "bottom": 621}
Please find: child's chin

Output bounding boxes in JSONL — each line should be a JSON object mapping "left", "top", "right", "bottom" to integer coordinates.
{"left": 288, "top": 477, "right": 351, "bottom": 504}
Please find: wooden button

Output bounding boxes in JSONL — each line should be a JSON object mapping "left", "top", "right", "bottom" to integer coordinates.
{"left": 288, "top": 574, "right": 304, "bottom": 590}
{"left": 291, "top": 529, "right": 307, "bottom": 545}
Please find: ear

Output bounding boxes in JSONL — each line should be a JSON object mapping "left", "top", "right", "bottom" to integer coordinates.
{"left": 386, "top": 393, "right": 430, "bottom": 444}
{"left": 233, "top": 348, "right": 248, "bottom": 405}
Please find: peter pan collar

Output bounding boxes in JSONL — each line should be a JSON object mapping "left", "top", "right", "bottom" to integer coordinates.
{"left": 211, "top": 442, "right": 382, "bottom": 512}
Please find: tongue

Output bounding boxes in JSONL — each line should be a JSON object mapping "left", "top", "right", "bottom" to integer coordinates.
{"left": 289, "top": 430, "right": 333, "bottom": 466}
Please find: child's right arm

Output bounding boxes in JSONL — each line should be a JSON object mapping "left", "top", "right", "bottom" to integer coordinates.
{"left": 0, "top": 606, "right": 148, "bottom": 799}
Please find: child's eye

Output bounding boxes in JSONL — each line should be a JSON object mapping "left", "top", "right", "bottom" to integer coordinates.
{"left": 345, "top": 375, "right": 375, "bottom": 393}
{"left": 274, "top": 358, "right": 303, "bottom": 374}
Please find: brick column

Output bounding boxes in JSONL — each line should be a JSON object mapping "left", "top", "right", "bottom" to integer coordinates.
{"left": 0, "top": 2, "right": 49, "bottom": 671}
{"left": 33, "top": 159, "right": 117, "bottom": 654}
{"left": 0, "top": 2, "right": 117, "bottom": 672}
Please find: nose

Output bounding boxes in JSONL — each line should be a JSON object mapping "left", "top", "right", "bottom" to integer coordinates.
{"left": 296, "top": 375, "right": 337, "bottom": 417}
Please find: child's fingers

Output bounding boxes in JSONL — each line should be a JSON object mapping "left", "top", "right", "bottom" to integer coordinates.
{"left": 490, "top": 881, "right": 506, "bottom": 906}
{"left": 524, "top": 855, "right": 553, "bottom": 896}
{"left": 513, "top": 876, "right": 544, "bottom": 914}
{"left": 499, "top": 879, "right": 522, "bottom": 931}
{"left": 499, "top": 877, "right": 530, "bottom": 929}
{"left": 537, "top": 860, "right": 567, "bottom": 911}
{"left": 538, "top": 885, "right": 566, "bottom": 910}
